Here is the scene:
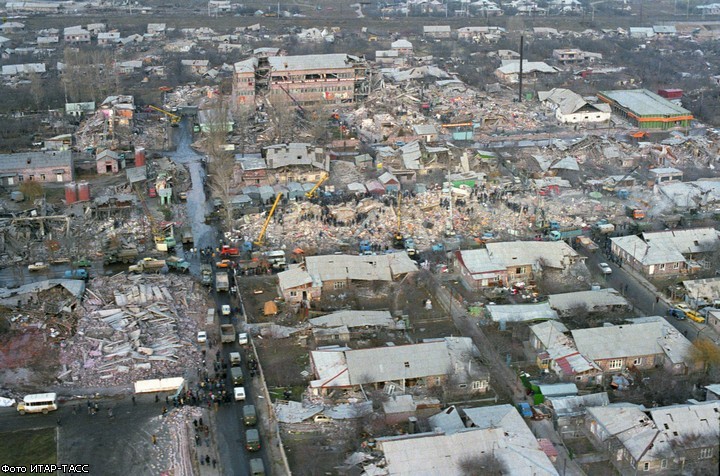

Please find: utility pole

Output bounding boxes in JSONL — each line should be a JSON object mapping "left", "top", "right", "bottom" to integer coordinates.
{"left": 518, "top": 35, "right": 524, "bottom": 103}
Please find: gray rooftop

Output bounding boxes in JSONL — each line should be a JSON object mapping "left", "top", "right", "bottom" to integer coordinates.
{"left": 268, "top": 54, "right": 360, "bottom": 72}
{"left": 309, "top": 310, "right": 395, "bottom": 329}
{"left": 487, "top": 302, "right": 559, "bottom": 323}
{"left": 0, "top": 151, "right": 71, "bottom": 172}
{"left": 345, "top": 340, "right": 451, "bottom": 384}
{"left": 547, "top": 288, "right": 629, "bottom": 312}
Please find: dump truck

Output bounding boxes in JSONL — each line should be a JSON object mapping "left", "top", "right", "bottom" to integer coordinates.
{"left": 215, "top": 272, "right": 229, "bottom": 292}
{"left": 576, "top": 236, "right": 599, "bottom": 252}
{"left": 220, "top": 324, "right": 236, "bottom": 343}
{"left": 200, "top": 264, "right": 213, "bottom": 285}
{"left": 626, "top": 206, "right": 645, "bottom": 220}
{"left": 63, "top": 269, "right": 88, "bottom": 280}
{"left": 128, "top": 258, "right": 166, "bottom": 273}
{"left": 104, "top": 248, "right": 139, "bottom": 265}
{"left": 166, "top": 256, "right": 190, "bottom": 273}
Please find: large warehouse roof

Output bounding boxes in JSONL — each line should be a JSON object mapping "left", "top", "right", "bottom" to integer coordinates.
{"left": 599, "top": 89, "right": 691, "bottom": 117}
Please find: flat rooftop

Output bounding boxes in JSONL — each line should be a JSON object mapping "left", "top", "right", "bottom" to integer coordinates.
{"left": 599, "top": 89, "right": 691, "bottom": 117}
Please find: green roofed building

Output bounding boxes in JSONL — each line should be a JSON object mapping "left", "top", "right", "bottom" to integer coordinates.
{"left": 598, "top": 89, "right": 693, "bottom": 130}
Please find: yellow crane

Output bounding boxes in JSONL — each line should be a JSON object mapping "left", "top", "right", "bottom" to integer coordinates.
{"left": 254, "top": 193, "right": 283, "bottom": 247}
{"left": 148, "top": 105, "right": 181, "bottom": 126}
{"left": 305, "top": 173, "right": 329, "bottom": 198}
{"left": 133, "top": 183, "right": 169, "bottom": 251}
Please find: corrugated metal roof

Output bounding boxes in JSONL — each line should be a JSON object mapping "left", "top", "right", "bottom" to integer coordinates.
{"left": 487, "top": 302, "right": 559, "bottom": 323}
{"left": 309, "top": 310, "right": 394, "bottom": 329}
{"left": 599, "top": 89, "right": 691, "bottom": 117}
{"left": 572, "top": 321, "right": 670, "bottom": 360}
{"left": 346, "top": 340, "right": 451, "bottom": 384}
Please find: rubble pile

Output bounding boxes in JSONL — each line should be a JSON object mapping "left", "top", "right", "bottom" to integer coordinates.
{"left": 59, "top": 273, "right": 208, "bottom": 387}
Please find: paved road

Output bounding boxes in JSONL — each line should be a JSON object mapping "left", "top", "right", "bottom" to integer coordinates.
{"left": 580, "top": 247, "right": 708, "bottom": 340}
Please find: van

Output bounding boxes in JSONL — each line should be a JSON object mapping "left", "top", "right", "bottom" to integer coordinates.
{"left": 243, "top": 404, "right": 257, "bottom": 426}
{"left": 229, "top": 351, "right": 242, "bottom": 367}
{"left": 249, "top": 458, "right": 265, "bottom": 476}
{"left": 238, "top": 333, "right": 249, "bottom": 345}
{"left": 245, "top": 429, "right": 261, "bottom": 451}
{"left": 231, "top": 366, "right": 244, "bottom": 385}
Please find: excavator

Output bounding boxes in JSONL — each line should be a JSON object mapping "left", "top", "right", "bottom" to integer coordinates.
{"left": 254, "top": 193, "right": 283, "bottom": 247}
{"left": 148, "top": 105, "right": 181, "bottom": 127}
{"left": 305, "top": 173, "right": 329, "bottom": 199}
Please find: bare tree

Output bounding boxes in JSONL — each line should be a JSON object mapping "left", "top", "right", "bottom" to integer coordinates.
{"left": 204, "top": 96, "right": 236, "bottom": 230}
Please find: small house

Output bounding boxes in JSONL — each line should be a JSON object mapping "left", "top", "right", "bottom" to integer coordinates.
{"left": 96, "top": 149, "right": 125, "bottom": 174}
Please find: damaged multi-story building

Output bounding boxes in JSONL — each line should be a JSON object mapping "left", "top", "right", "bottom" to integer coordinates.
{"left": 233, "top": 53, "right": 369, "bottom": 108}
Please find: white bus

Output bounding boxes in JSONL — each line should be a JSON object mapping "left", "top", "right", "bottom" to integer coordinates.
{"left": 17, "top": 393, "right": 58, "bottom": 415}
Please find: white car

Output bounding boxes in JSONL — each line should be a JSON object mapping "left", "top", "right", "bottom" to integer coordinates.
{"left": 598, "top": 262, "right": 612, "bottom": 275}
{"left": 238, "top": 333, "right": 248, "bottom": 345}
{"left": 234, "top": 387, "right": 246, "bottom": 401}
{"left": 221, "top": 305, "right": 231, "bottom": 316}
{"left": 197, "top": 331, "right": 207, "bottom": 343}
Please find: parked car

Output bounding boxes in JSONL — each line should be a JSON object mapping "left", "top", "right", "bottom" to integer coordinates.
{"left": 234, "top": 387, "right": 246, "bottom": 401}
{"left": 675, "top": 303, "right": 705, "bottom": 323}
{"left": 197, "top": 331, "right": 207, "bottom": 343}
{"left": 668, "top": 308, "right": 686, "bottom": 320}
{"left": 598, "top": 262, "right": 612, "bottom": 275}
{"left": 28, "top": 262, "right": 49, "bottom": 271}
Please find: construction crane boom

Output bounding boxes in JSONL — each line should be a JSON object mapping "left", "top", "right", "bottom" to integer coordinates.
{"left": 275, "top": 83, "right": 305, "bottom": 115}
{"left": 254, "top": 193, "right": 283, "bottom": 246}
{"left": 305, "top": 173, "right": 329, "bottom": 198}
{"left": 148, "top": 105, "right": 181, "bottom": 126}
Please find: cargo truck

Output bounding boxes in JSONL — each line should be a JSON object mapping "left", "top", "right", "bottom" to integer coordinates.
{"left": 104, "top": 248, "right": 139, "bottom": 265}
{"left": 215, "top": 272, "right": 229, "bottom": 292}
{"left": 200, "top": 264, "right": 213, "bottom": 285}
{"left": 128, "top": 258, "right": 166, "bottom": 273}
{"left": 548, "top": 228, "right": 584, "bottom": 241}
{"left": 63, "top": 269, "right": 88, "bottom": 280}
{"left": 181, "top": 229, "right": 193, "bottom": 245}
{"left": 231, "top": 366, "right": 244, "bottom": 385}
{"left": 220, "top": 324, "right": 236, "bottom": 343}
{"left": 166, "top": 256, "right": 190, "bottom": 273}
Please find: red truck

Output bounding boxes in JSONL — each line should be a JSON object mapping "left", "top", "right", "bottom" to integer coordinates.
{"left": 220, "top": 245, "right": 240, "bottom": 257}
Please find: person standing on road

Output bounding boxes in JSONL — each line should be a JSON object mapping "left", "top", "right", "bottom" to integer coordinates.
{"left": 152, "top": 435, "right": 157, "bottom": 445}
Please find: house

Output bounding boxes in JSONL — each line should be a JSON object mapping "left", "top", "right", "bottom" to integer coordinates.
{"left": 378, "top": 171, "right": 400, "bottom": 192}
{"left": 374, "top": 50, "right": 404, "bottom": 67}
{"left": 697, "top": 3, "right": 720, "bottom": 15}
{"left": 63, "top": 26, "right": 91, "bottom": 43}
{"left": 277, "top": 252, "right": 417, "bottom": 304}
{"left": 611, "top": 227, "right": 720, "bottom": 278}
{"left": 653, "top": 25, "right": 677, "bottom": 38}
{"left": 648, "top": 167, "right": 683, "bottom": 184}
{"left": 65, "top": 101, "right": 95, "bottom": 117}
{"left": 454, "top": 241, "right": 583, "bottom": 289}
{"left": 309, "top": 310, "right": 400, "bottom": 343}
{"left": 657, "top": 180, "right": 720, "bottom": 211}
{"left": 486, "top": 302, "right": 559, "bottom": 324}
{"left": 0, "top": 279, "right": 85, "bottom": 308}
{"left": 1, "top": 63, "right": 45, "bottom": 76}
{"left": 422, "top": 25, "right": 451, "bottom": 38}
{"left": 412, "top": 124, "right": 439, "bottom": 142}
{"left": 85, "top": 23, "right": 106, "bottom": 35}
{"left": 96, "top": 149, "right": 125, "bottom": 174}
{"left": 528, "top": 320, "right": 601, "bottom": 384}
{"left": 468, "top": 1, "right": 504, "bottom": 16}
{"left": 0, "top": 151, "right": 74, "bottom": 185}
{"left": 181, "top": 60, "right": 209, "bottom": 75}
{"left": 571, "top": 318, "right": 700, "bottom": 376}
{"left": 97, "top": 32, "right": 120, "bottom": 46}
{"left": 147, "top": 23, "right": 166, "bottom": 36}
{"left": 457, "top": 26, "right": 505, "bottom": 42}
{"left": 309, "top": 337, "right": 488, "bottom": 396}
{"left": 552, "top": 48, "right": 602, "bottom": 63}
{"left": 116, "top": 60, "right": 142, "bottom": 75}
{"left": 369, "top": 404, "right": 558, "bottom": 475}
{"left": 708, "top": 310, "right": 720, "bottom": 335}
{"left": 44, "top": 134, "right": 72, "bottom": 151}
{"left": 36, "top": 36, "right": 59, "bottom": 47}
{"left": 538, "top": 88, "right": 611, "bottom": 124}
{"left": 390, "top": 39, "right": 413, "bottom": 56}
{"left": 495, "top": 60, "right": 559, "bottom": 84}
{"left": 263, "top": 143, "right": 329, "bottom": 182}
{"left": 0, "top": 22, "right": 25, "bottom": 34}
{"left": 585, "top": 401, "right": 720, "bottom": 475}
{"left": 629, "top": 27, "right": 655, "bottom": 38}
{"left": 6, "top": 2, "right": 61, "bottom": 13}
{"left": 547, "top": 288, "right": 630, "bottom": 316}
{"left": 547, "top": 392, "right": 609, "bottom": 439}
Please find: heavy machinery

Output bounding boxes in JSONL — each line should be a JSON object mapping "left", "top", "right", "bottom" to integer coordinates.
{"left": 133, "top": 183, "right": 172, "bottom": 252}
{"left": 254, "top": 193, "right": 283, "bottom": 247}
{"left": 148, "top": 105, "right": 180, "bottom": 126}
{"left": 392, "top": 191, "right": 405, "bottom": 248}
{"left": 305, "top": 173, "right": 329, "bottom": 199}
